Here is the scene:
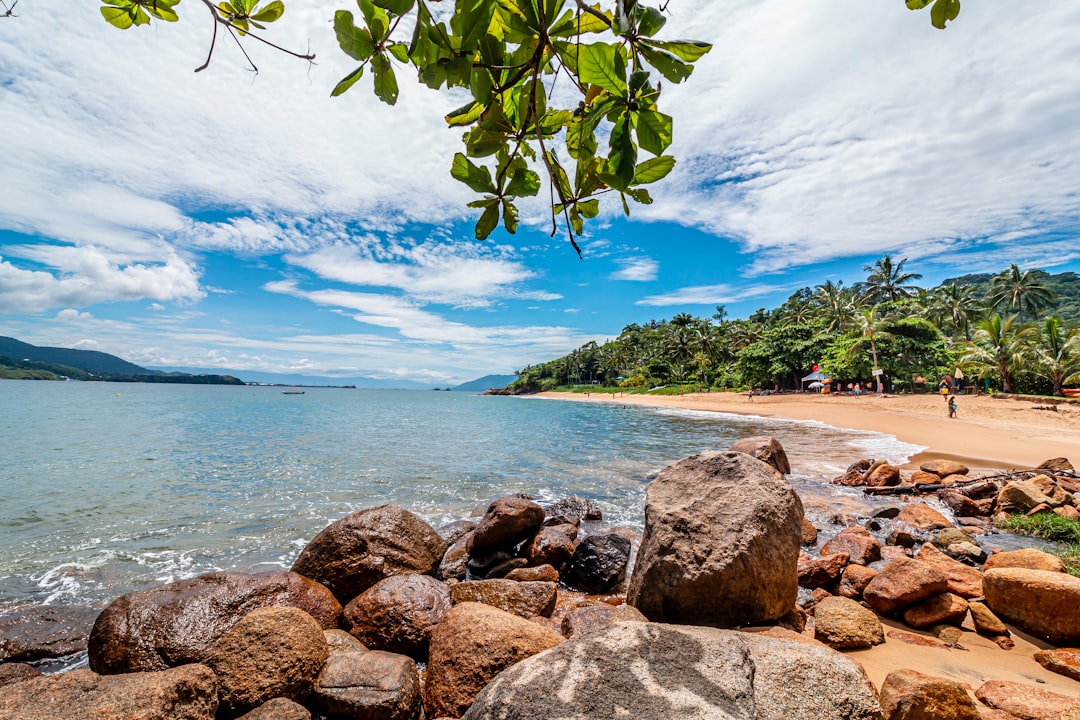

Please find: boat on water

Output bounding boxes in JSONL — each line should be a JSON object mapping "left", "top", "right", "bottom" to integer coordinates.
{"left": 282, "top": 388, "right": 305, "bottom": 395}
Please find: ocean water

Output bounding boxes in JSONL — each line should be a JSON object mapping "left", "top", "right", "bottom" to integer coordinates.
{"left": 0, "top": 380, "right": 928, "bottom": 611}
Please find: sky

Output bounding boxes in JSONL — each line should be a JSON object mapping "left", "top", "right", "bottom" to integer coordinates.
{"left": 1, "top": 2, "right": 1079, "bottom": 385}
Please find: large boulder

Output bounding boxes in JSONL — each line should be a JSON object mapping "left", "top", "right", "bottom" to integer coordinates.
{"left": 1034, "top": 648, "right": 1080, "bottom": 681}
{"left": 88, "top": 571, "right": 340, "bottom": 674}
{"left": 0, "top": 662, "right": 42, "bottom": 688}
{"left": 627, "top": 451, "right": 803, "bottom": 626}
{"left": 878, "top": 668, "right": 981, "bottom": 720}
{"left": 462, "top": 622, "right": 881, "bottom": 720}
{"left": 0, "top": 605, "right": 99, "bottom": 664}
{"left": 995, "top": 481, "right": 1055, "bottom": 515}
{"left": 291, "top": 504, "right": 447, "bottom": 604}
{"left": 424, "top": 602, "right": 564, "bottom": 719}
{"left": 342, "top": 574, "right": 451, "bottom": 657}
{"left": 902, "top": 592, "right": 968, "bottom": 629}
{"left": 975, "top": 680, "right": 1075, "bottom": 720}
{"left": 466, "top": 497, "right": 545, "bottom": 555}
{"left": 0, "top": 664, "right": 217, "bottom": 720}
{"left": 205, "top": 606, "right": 329, "bottom": 716}
{"left": 895, "top": 504, "right": 952, "bottom": 531}
{"left": 913, "top": 542, "right": 984, "bottom": 598}
{"left": 863, "top": 558, "right": 948, "bottom": 615}
{"left": 237, "top": 698, "right": 311, "bottom": 720}
{"left": 983, "top": 568, "right": 1080, "bottom": 645}
{"left": 728, "top": 436, "right": 791, "bottom": 475}
{"left": 821, "top": 527, "right": 882, "bottom": 566}
{"left": 812, "top": 596, "right": 884, "bottom": 649}
{"left": 565, "top": 534, "right": 632, "bottom": 594}
{"left": 560, "top": 603, "right": 648, "bottom": 638}
{"left": 983, "top": 548, "right": 1066, "bottom": 573}
{"left": 449, "top": 579, "right": 557, "bottom": 618}
{"left": 310, "top": 650, "right": 421, "bottom": 720}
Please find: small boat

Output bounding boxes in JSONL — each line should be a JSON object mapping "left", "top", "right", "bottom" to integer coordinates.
{"left": 282, "top": 388, "right": 305, "bottom": 395}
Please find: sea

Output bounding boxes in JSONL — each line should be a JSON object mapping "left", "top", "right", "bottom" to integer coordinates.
{"left": 0, "top": 380, "right": 933, "bottom": 614}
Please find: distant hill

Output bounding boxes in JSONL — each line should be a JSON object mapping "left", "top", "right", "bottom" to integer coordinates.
{"left": 453, "top": 374, "right": 518, "bottom": 392}
{"left": 939, "top": 270, "right": 1080, "bottom": 325}
{"left": 150, "top": 367, "right": 433, "bottom": 390}
{"left": 0, "top": 336, "right": 159, "bottom": 376}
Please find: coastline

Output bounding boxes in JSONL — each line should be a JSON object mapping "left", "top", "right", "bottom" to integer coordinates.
{"left": 535, "top": 390, "right": 1080, "bottom": 471}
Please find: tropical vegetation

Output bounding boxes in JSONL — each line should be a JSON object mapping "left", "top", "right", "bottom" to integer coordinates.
{"left": 509, "top": 259, "right": 1080, "bottom": 398}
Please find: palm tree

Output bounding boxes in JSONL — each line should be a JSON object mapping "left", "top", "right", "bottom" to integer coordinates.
{"left": 962, "top": 314, "right": 1035, "bottom": 393}
{"left": 814, "top": 280, "right": 860, "bottom": 332}
{"left": 932, "top": 282, "right": 982, "bottom": 339}
{"left": 986, "top": 264, "right": 1056, "bottom": 322}
{"left": 863, "top": 254, "right": 923, "bottom": 304}
{"left": 1034, "top": 317, "right": 1080, "bottom": 396}
{"left": 688, "top": 323, "right": 721, "bottom": 387}
{"left": 853, "top": 307, "right": 893, "bottom": 394}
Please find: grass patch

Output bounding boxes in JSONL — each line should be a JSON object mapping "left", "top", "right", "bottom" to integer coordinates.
{"left": 997, "top": 513, "right": 1080, "bottom": 578}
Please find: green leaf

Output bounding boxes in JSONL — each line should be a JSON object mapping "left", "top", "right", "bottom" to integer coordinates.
{"left": 101, "top": 6, "right": 135, "bottom": 29}
{"left": 451, "top": 153, "right": 497, "bottom": 193}
{"left": 251, "top": 0, "right": 284, "bottom": 22}
{"left": 502, "top": 199, "right": 519, "bottom": 233}
{"left": 373, "top": 0, "right": 415, "bottom": 15}
{"left": 906, "top": 0, "right": 932, "bottom": 9}
{"left": 578, "top": 43, "right": 627, "bottom": 94}
{"left": 632, "top": 155, "right": 675, "bottom": 185}
{"left": 147, "top": 1, "right": 180, "bottom": 22}
{"left": 624, "top": 187, "right": 653, "bottom": 204}
{"left": 470, "top": 67, "right": 494, "bottom": 106}
{"left": 643, "top": 39, "right": 712, "bottom": 63}
{"left": 638, "top": 45, "right": 691, "bottom": 84}
{"left": 634, "top": 110, "right": 672, "bottom": 156}
{"left": 505, "top": 168, "right": 541, "bottom": 197}
{"left": 388, "top": 42, "right": 410, "bottom": 62}
{"left": 446, "top": 101, "right": 484, "bottom": 127}
{"left": 549, "top": 5, "right": 611, "bottom": 37}
{"left": 577, "top": 198, "right": 600, "bottom": 218}
{"left": 605, "top": 115, "right": 637, "bottom": 190}
{"left": 635, "top": 6, "right": 666, "bottom": 37}
{"left": 476, "top": 203, "right": 500, "bottom": 239}
{"left": 465, "top": 128, "right": 506, "bottom": 157}
{"left": 331, "top": 66, "right": 364, "bottom": 96}
{"left": 930, "top": 0, "right": 960, "bottom": 29}
{"left": 372, "top": 54, "right": 399, "bottom": 105}
{"left": 453, "top": 0, "right": 496, "bottom": 52}
{"left": 335, "top": 11, "right": 375, "bottom": 61}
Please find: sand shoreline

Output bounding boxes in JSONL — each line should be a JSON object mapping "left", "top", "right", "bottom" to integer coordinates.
{"left": 535, "top": 390, "right": 1080, "bottom": 471}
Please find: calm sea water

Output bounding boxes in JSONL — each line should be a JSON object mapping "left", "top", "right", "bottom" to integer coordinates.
{"left": 0, "top": 380, "right": 925, "bottom": 611}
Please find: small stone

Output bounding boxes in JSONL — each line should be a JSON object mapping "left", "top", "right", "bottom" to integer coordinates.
{"left": 896, "top": 503, "right": 953, "bottom": 531}
{"left": 821, "top": 526, "right": 881, "bottom": 566}
{"left": 798, "top": 552, "right": 849, "bottom": 589}
{"left": 863, "top": 557, "right": 948, "bottom": 615}
{"left": 838, "top": 564, "right": 877, "bottom": 599}
{"left": 879, "top": 668, "right": 981, "bottom": 720}
{"left": 967, "top": 601, "right": 1009, "bottom": 637}
{"left": 1034, "top": 648, "right": 1080, "bottom": 681}
{"left": 504, "top": 564, "right": 559, "bottom": 582}
{"left": 943, "top": 541, "right": 986, "bottom": 565}
{"left": 812, "top": 596, "right": 884, "bottom": 649}
{"left": 902, "top": 592, "right": 968, "bottom": 629}
{"left": 975, "top": 680, "right": 1075, "bottom": 720}
{"left": 801, "top": 518, "right": 819, "bottom": 546}
{"left": 920, "top": 460, "right": 969, "bottom": 477}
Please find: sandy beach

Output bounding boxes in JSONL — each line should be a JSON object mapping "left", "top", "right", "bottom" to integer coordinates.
{"left": 537, "top": 390, "right": 1080, "bottom": 471}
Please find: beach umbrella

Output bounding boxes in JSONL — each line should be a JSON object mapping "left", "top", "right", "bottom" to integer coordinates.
{"left": 808, "top": 381, "right": 823, "bottom": 389}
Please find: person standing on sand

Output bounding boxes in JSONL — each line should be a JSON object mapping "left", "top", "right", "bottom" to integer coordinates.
{"left": 747, "top": 388, "right": 754, "bottom": 401}
{"left": 948, "top": 395, "right": 957, "bottom": 418}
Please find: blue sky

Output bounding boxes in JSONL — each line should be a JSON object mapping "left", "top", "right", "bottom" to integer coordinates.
{"left": 1, "top": 2, "right": 1079, "bottom": 385}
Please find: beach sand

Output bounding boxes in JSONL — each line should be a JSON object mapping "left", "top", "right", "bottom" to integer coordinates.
{"left": 537, "top": 390, "right": 1080, "bottom": 471}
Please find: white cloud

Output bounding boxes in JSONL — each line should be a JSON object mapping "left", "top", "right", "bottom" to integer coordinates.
{"left": 637, "top": 283, "right": 791, "bottom": 307}
{"left": 611, "top": 257, "right": 659, "bottom": 282}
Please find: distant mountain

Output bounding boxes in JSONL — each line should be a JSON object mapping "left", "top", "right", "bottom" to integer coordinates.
{"left": 0, "top": 336, "right": 160, "bottom": 376}
{"left": 149, "top": 367, "right": 433, "bottom": 390}
{"left": 453, "top": 374, "right": 517, "bottom": 392}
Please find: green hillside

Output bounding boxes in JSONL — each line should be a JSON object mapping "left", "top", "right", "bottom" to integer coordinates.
{"left": 942, "top": 270, "right": 1080, "bottom": 325}
{"left": 0, "top": 336, "right": 159, "bottom": 376}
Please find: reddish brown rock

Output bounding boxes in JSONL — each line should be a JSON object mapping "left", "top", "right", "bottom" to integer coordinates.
{"left": 801, "top": 518, "right": 819, "bottom": 546}
{"left": 967, "top": 601, "right": 1009, "bottom": 637}
{"left": 560, "top": 603, "right": 648, "bottom": 638}
{"left": 983, "top": 548, "right": 1066, "bottom": 573}
{"left": 1040, "top": 457, "right": 1075, "bottom": 474}
{"left": 1033, "top": 648, "right": 1080, "bottom": 681}
{"left": 881, "top": 546, "right": 911, "bottom": 562}
{"left": 798, "top": 552, "right": 849, "bottom": 589}
{"left": 324, "top": 629, "right": 367, "bottom": 653}
{"left": 914, "top": 542, "right": 984, "bottom": 598}
{"left": 88, "top": 571, "right": 340, "bottom": 674}
{"left": 0, "top": 605, "right": 99, "bottom": 664}
{"left": 833, "top": 468, "right": 866, "bottom": 487}
{"left": 0, "top": 662, "right": 42, "bottom": 687}
{"left": 879, "top": 668, "right": 981, "bottom": 720}
{"left": 838, "top": 564, "right": 878, "bottom": 599}
{"left": 449, "top": 579, "right": 557, "bottom": 618}
{"left": 821, "top": 526, "right": 882, "bottom": 566}
{"left": 206, "top": 606, "right": 329, "bottom": 715}
{"left": 975, "top": 680, "right": 1074, "bottom": 720}
{"left": 545, "top": 496, "right": 602, "bottom": 522}
{"left": 863, "top": 557, "right": 949, "bottom": 615}
{"left": 910, "top": 470, "right": 941, "bottom": 485}
{"left": 342, "top": 574, "right": 451, "bottom": 657}
{"left": 812, "top": 596, "right": 884, "bottom": 649}
{"left": 0, "top": 665, "right": 218, "bottom": 720}
{"left": 866, "top": 464, "right": 902, "bottom": 488}
{"left": 939, "top": 490, "right": 986, "bottom": 517}
{"left": 983, "top": 568, "right": 1080, "bottom": 645}
{"left": 505, "top": 564, "right": 559, "bottom": 582}
{"left": 310, "top": 650, "right": 421, "bottom": 720}
{"left": 902, "top": 592, "right": 968, "bottom": 629}
{"left": 728, "top": 435, "right": 792, "bottom": 475}
{"left": 996, "top": 481, "right": 1054, "bottom": 515}
{"left": 424, "top": 602, "right": 565, "bottom": 719}
{"left": 237, "top": 698, "right": 311, "bottom": 720}
{"left": 920, "top": 460, "right": 969, "bottom": 478}
{"left": 292, "top": 504, "right": 448, "bottom": 604}
{"left": 524, "top": 525, "right": 577, "bottom": 568}
{"left": 467, "top": 497, "right": 545, "bottom": 555}
{"left": 896, "top": 503, "right": 953, "bottom": 531}
{"left": 1055, "top": 505, "right": 1080, "bottom": 520}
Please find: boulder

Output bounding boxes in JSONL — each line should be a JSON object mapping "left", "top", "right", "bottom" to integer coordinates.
{"left": 866, "top": 464, "right": 902, "bottom": 488}
{"left": 975, "top": 680, "right": 1075, "bottom": 720}
{"left": 0, "top": 605, "right": 99, "bottom": 664}
{"left": 88, "top": 571, "right": 340, "bottom": 674}
{"left": 838, "top": 564, "right": 878, "bottom": 599}
{"left": 449, "top": 579, "right": 557, "bottom": 618}
{"left": 896, "top": 503, "right": 953, "bottom": 531}
{"left": 0, "top": 664, "right": 217, "bottom": 720}
{"left": 995, "top": 481, "right": 1054, "bottom": 515}
{"left": 913, "top": 543, "right": 983, "bottom": 598}
{"left": 919, "top": 460, "right": 969, "bottom": 478}
{"left": 1030, "top": 474, "right": 1074, "bottom": 507}
{"left": 424, "top": 602, "right": 565, "bottom": 719}
{"left": 821, "top": 527, "right": 882, "bottom": 566}
{"left": 1039, "top": 457, "right": 1075, "bottom": 474}
{"left": 863, "top": 557, "right": 949, "bottom": 615}
{"left": 728, "top": 435, "right": 791, "bottom": 475}
{"left": 205, "top": 606, "right": 329, "bottom": 715}
{"left": 237, "top": 698, "right": 311, "bottom": 720}
{"left": 902, "top": 592, "right": 968, "bottom": 629}
{"left": 878, "top": 668, "right": 981, "bottom": 720}
{"left": 812, "top": 596, "right": 884, "bottom": 649}
{"left": 560, "top": 603, "right": 648, "bottom": 638}
{"left": 324, "top": 628, "right": 367, "bottom": 653}
{"left": 545, "top": 496, "right": 603, "bottom": 522}
{"left": 801, "top": 518, "right": 819, "bottom": 546}
{"left": 932, "top": 527, "right": 975, "bottom": 548}
{"left": 910, "top": 470, "right": 941, "bottom": 485}
{"left": 880, "top": 546, "right": 910, "bottom": 562}
{"left": 342, "top": 574, "right": 451, "bottom": 657}
{"left": 983, "top": 548, "right": 1066, "bottom": 573}
{"left": 291, "top": 504, "right": 447, "bottom": 603}
{"left": 1034, "top": 648, "right": 1080, "bottom": 681}
{"left": 983, "top": 568, "right": 1080, "bottom": 645}
{"left": 939, "top": 490, "right": 986, "bottom": 517}
{"left": 966, "top": 601, "right": 1009, "bottom": 637}
{"left": 628, "top": 451, "right": 803, "bottom": 627}
{"left": 462, "top": 622, "right": 881, "bottom": 720}
{"left": 833, "top": 468, "right": 866, "bottom": 487}
{"left": 942, "top": 541, "right": 986, "bottom": 565}
{"left": 524, "top": 524, "right": 577, "bottom": 568}
{"left": 505, "top": 564, "right": 559, "bottom": 582}
{"left": 310, "top": 650, "right": 421, "bottom": 720}
{"left": 0, "top": 662, "right": 42, "bottom": 687}
{"left": 1056, "top": 505, "right": 1080, "bottom": 520}
{"left": 435, "top": 520, "right": 477, "bottom": 545}
{"left": 466, "top": 497, "right": 545, "bottom": 555}
{"left": 798, "top": 552, "right": 849, "bottom": 589}
{"left": 887, "top": 528, "right": 918, "bottom": 548}
{"left": 438, "top": 534, "right": 470, "bottom": 581}
{"left": 565, "top": 534, "right": 632, "bottom": 593}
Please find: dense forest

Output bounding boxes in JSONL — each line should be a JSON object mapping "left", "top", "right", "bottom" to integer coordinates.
{"left": 509, "top": 260, "right": 1080, "bottom": 398}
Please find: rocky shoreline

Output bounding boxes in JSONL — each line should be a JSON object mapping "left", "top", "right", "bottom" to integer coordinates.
{"left": 2, "top": 439, "right": 1079, "bottom": 719}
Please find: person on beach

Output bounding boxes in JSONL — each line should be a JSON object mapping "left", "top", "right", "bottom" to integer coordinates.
{"left": 853, "top": 382, "right": 861, "bottom": 396}
{"left": 948, "top": 395, "right": 957, "bottom": 418}
{"left": 747, "top": 388, "right": 754, "bottom": 401}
